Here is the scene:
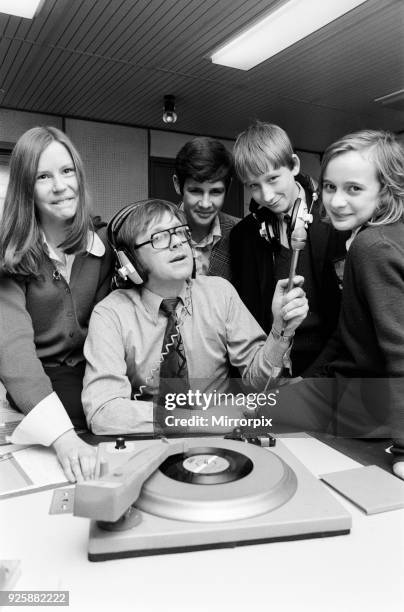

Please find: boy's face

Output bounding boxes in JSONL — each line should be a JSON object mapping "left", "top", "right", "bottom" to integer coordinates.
{"left": 135, "top": 211, "right": 193, "bottom": 291}
{"left": 245, "top": 155, "right": 300, "bottom": 216}
{"left": 322, "top": 150, "right": 380, "bottom": 231}
{"left": 174, "top": 177, "right": 226, "bottom": 231}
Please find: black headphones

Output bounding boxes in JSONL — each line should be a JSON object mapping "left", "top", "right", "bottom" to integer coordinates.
{"left": 251, "top": 175, "right": 317, "bottom": 248}
{"left": 107, "top": 201, "right": 149, "bottom": 286}
{"left": 107, "top": 200, "right": 196, "bottom": 287}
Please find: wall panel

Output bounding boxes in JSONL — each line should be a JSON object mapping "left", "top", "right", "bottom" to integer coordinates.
{"left": 65, "top": 119, "right": 148, "bottom": 221}
{"left": 0, "top": 108, "right": 62, "bottom": 143}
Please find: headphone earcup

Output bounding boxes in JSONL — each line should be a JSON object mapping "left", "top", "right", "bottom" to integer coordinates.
{"left": 107, "top": 201, "right": 146, "bottom": 286}
{"left": 253, "top": 203, "right": 277, "bottom": 227}
{"left": 116, "top": 250, "right": 144, "bottom": 285}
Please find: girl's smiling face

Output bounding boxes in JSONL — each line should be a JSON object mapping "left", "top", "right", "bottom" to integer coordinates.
{"left": 322, "top": 149, "right": 381, "bottom": 231}
{"left": 34, "top": 141, "right": 78, "bottom": 227}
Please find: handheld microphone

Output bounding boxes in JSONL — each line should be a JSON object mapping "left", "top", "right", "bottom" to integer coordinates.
{"left": 280, "top": 225, "right": 307, "bottom": 337}
{"left": 286, "top": 225, "right": 307, "bottom": 292}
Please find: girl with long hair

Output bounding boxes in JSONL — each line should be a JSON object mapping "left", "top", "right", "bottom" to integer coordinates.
{"left": 0, "top": 126, "right": 113, "bottom": 482}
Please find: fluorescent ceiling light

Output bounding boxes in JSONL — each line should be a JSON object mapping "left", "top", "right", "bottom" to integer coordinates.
{"left": 0, "top": 0, "right": 44, "bottom": 19}
{"left": 374, "top": 89, "right": 404, "bottom": 112}
{"left": 374, "top": 89, "right": 404, "bottom": 105}
{"left": 211, "top": 0, "right": 369, "bottom": 70}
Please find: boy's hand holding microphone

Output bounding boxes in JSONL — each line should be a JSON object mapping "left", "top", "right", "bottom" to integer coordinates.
{"left": 271, "top": 214, "right": 310, "bottom": 339}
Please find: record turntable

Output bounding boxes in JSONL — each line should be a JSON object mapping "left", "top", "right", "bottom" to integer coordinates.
{"left": 74, "top": 436, "right": 351, "bottom": 561}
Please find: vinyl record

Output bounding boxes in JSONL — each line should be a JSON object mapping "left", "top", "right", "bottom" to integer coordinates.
{"left": 160, "top": 446, "right": 253, "bottom": 485}
{"left": 136, "top": 438, "right": 298, "bottom": 522}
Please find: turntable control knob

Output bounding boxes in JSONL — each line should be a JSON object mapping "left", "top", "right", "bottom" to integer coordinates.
{"left": 115, "top": 437, "right": 126, "bottom": 450}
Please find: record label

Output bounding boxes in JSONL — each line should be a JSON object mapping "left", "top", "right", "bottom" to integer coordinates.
{"left": 183, "top": 455, "right": 230, "bottom": 474}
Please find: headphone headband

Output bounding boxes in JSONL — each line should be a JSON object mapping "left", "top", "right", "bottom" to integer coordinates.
{"left": 252, "top": 188, "right": 314, "bottom": 248}
{"left": 107, "top": 200, "right": 151, "bottom": 250}
{"left": 107, "top": 199, "right": 196, "bottom": 286}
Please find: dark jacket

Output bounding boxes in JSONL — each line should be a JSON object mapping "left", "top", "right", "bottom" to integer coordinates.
{"left": 230, "top": 174, "right": 347, "bottom": 374}
{"left": 207, "top": 211, "right": 239, "bottom": 281}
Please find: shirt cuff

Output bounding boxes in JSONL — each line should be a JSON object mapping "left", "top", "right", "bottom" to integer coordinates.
{"left": 265, "top": 329, "right": 292, "bottom": 363}
{"left": 7, "top": 392, "right": 74, "bottom": 447}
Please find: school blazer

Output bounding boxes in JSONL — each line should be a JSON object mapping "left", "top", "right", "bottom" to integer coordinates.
{"left": 207, "top": 211, "right": 240, "bottom": 281}
{"left": 230, "top": 200, "right": 346, "bottom": 341}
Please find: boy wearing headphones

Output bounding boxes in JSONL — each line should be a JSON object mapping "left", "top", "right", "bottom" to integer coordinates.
{"left": 82, "top": 199, "right": 308, "bottom": 435}
{"left": 173, "top": 137, "right": 239, "bottom": 281}
{"left": 230, "top": 122, "right": 346, "bottom": 376}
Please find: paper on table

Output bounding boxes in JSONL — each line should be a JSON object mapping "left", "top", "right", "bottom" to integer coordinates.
{"left": 320, "top": 465, "right": 404, "bottom": 514}
{"left": 0, "top": 446, "right": 68, "bottom": 499}
{"left": 0, "top": 399, "right": 24, "bottom": 445}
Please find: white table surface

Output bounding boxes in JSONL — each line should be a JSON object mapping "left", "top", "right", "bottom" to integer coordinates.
{"left": 1, "top": 436, "right": 403, "bottom": 612}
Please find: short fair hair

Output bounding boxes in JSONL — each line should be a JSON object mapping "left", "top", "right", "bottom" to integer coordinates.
{"left": 320, "top": 130, "right": 404, "bottom": 226}
{"left": 114, "top": 199, "right": 187, "bottom": 283}
{"left": 233, "top": 121, "right": 295, "bottom": 183}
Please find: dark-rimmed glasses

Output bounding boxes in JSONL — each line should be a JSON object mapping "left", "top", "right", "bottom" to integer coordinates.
{"left": 133, "top": 224, "right": 191, "bottom": 250}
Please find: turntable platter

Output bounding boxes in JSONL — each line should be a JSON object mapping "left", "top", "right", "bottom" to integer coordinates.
{"left": 87, "top": 438, "right": 352, "bottom": 561}
{"left": 136, "top": 439, "right": 297, "bottom": 522}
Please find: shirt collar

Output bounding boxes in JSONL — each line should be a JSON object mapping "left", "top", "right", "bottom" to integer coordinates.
{"left": 41, "top": 230, "right": 105, "bottom": 259}
{"left": 193, "top": 212, "right": 221, "bottom": 247}
{"left": 210, "top": 213, "right": 222, "bottom": 239}
{"left": 346, "top": 227, "right": 361, "bottom": 251}
{"left": 41, "top": 233, "right": 62, "bottom": 263}
{"left": 179, "top": 202, "right": 222, "bottom": 246}
{"left": 86, "top": 231, "right": 105, "bottom": 256}
{"left": 141, "top": 281, "right": 191, "bottom": 324}
{"left": 281, "top": 183, "right": 307, "bottom": 221}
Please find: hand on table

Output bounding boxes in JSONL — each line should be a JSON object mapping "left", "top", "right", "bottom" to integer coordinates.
{"left": 52, "top": 429, "right": 97, "bottom": 483}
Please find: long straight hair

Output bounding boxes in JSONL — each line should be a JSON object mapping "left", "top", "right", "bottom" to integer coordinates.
{"left": 0, "top": 126, "right": 92, "bottom": 277}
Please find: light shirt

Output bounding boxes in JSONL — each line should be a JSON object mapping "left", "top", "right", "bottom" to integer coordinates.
{"left": 278, "top": 183, "right": 307, "bottom": 249}
{"left": 331, "top": 227, "right": 357, "bottom": 290}
{"left": 82, "top": 276, "right": 292, "bottom": 435}
{"left": 42, "top": 231, "right": 105, "bottom": 283}
{"left": 8, "top": 392, "right": 74, "bottom": 446}
{"left": 346, "top": 227, "right": 361, "bottom": 252}
{"left": 180, "top": 203, "right": 222, "bottom": 275}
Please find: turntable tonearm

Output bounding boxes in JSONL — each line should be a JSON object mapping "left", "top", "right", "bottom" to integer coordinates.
{"left": 74, "top": 436, "right": 351, "bottom": 561}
